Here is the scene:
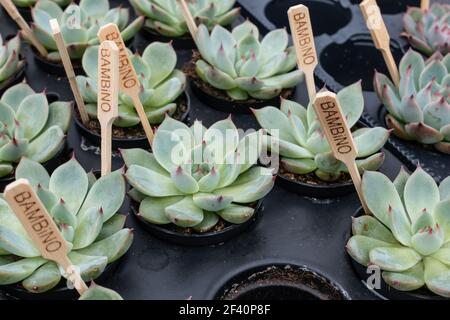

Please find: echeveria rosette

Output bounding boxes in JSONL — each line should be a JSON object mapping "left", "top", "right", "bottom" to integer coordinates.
{"left": 402, "top": 3, "right": 449, "bottom": 56}
{"left": 194, "top": 20, "right": 304, "bottom": 101}
{"left": 12, "top": 0, "right": 69, "bottom": 8}
{"left": 123, "top": 116, "right": 275, "bottom": 232}
{"left": 31, "top": 0, "right": 144, "bottom": 61}
{"left": 0, "top": 157, "right": 133, "bottom": 293}
{"left": 374, "top": 49, "right": 450, "bottom": 153}
{"left": 254, "top": 82, "right": 390, "bottom": 182}
{"left": 0, "top": 35, "right": 25, "bottom": 87}
{"left": 130, "top": 0, "right": 240, "bottom": 37}
{"left": 347, "top": 167, "right": 450, "bottom": 297}
{"left": 76, "top": 42, "right": 186, "bottom": 127}
{"left": 0, "top": 83, "right": 71, "bottom": 179}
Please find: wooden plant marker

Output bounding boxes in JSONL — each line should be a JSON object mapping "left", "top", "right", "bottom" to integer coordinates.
{"left": 421, "top": 0, "right": 430, "bottom": 11}
{"left": 288, "top": 4, "right": 317, "bottom": 101}
{"left": 0, "top": 0, "right": 48, "bottom": 57}
{"left": 177, "top": 0, "right": 198, "bottom": 39}
{"left": 98, "top": 24, "right": 154, "bottom": 146}
{"left": 50, "top": 19, "right": 90, "bottom": 126}
{"left": 313, "top": 92, "right": 370, "bottom": 214}
{"left": 98, "top": 40, "right": 119, "bottom": 176}
{"left": 360, "top": 0, "right": 400, "bottom": 86}
{"left": 4, "top": 179, "right": 89, "bottom": 295}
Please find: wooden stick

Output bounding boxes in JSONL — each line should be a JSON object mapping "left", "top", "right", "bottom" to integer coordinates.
{"left": 98, "top": 40, "right": 119, "bottom": 176}
{"left": 4, "top": 179, "right": 89, "bottom": 295}
{"left": 0, "top": 0, "right": 48, "bottom": 57}
{"left": 50, "top": 19, "right": 90, "bottom": 126}
{"left": 177, "top": 0, "right": 198, "bottom": 39}
{"left": 97, "top": 24, "right": 154, "bottom": 147}
{"left": 313, "top": 92, "right": 370, "bottom": 214}
{"left": 288, "top": 4, "right": 317, "bottom": 101}
{"left": 360, "top": 0, "right": 400, "bottom": 86}
{"left": 421, "top": 0, "right": 430, "bottom": 11}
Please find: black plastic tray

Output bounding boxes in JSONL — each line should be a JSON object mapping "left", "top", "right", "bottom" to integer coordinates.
{"left": 0, "top": 0, "right": 424, "bottom": 300}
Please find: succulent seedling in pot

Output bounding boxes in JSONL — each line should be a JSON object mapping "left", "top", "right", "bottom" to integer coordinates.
{"left": 123, "top": 116, "right": 275, "bottom": 235}
{"left": 374, "top": 49, "right": 450, "bottom": 153}
{"left": 0, "top": 157, "right": 133, "bottom": 295}
{"left": 347, "top": 167, "right": 450, "bottom": 298}
{"left": 253, "top": 82, "right": 390, "bottom": 184}
{"left": 403, "top": 3, "right": 449, "bottom": 57}
{"left": 0, "top": 34, "right": 25, "bottom": 93}
{"left": 30, "top": 0, "right": 143, "bottom": 62}
{"left": 129, "top": 0, "right": 240, "bottom": 38}
{"left": 76, "top": 40, "right": 187, "bottom": 142}
{"left": 192, "top": 20, "right": 303, "bottom": 102}
{"left": 0, "top": 83, "right": 71, "bottom": 179}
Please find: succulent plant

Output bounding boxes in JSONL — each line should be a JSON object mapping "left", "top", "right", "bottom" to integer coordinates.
{"left": 12, "top": 0, "right": 69, "bottom": 8}
{"left": 347, "top": 167, "right": 450, "bottom": 297}
{"left": 0, "top": 34, "right": 25, "bottom": 88}
{"left": 253, "top": 82, "right": 390, "bottom": 182}
{"left": 76, "top": 42, "right": 186, "bottom": 127}
{"left": 79, "top": 284, "right": 123, "bottom": 300}
{"left": 0, "top": 157, "right": 133, "bottom": 293}
{"left": 31, "top": 0, "right": 144, "bottom": 61}
{"left": 123, "top": 116, "right": 275, "bottom": 232}
{"left": 374, "top": 49, "right": 450, "bottom": 153}
{"left": 402, "top": 3, "right": 449, "bottom": 56}
{"left": 194, "top": 20, "right": 304, "bottom": 101}
{"left": 129, "top": 0, "right": 240, "bottom": 37}
{"left": 0, "top": 83, "right": 71, "bottom": 179}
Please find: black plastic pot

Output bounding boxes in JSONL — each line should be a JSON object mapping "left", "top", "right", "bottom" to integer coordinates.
{"left": 17, "top": 5, "right": 32, "bottom": 22}
{"left": 276, "top": 172, "right": 355, "bottom": 199}
{"left": 0, "top": 256, "right": 124, "bottom": 300}
{"left": 190, "top": 76, "right": 294, "bottom": 114}
{"left": 74, "top": 92, "right": 191, "bottom": 150}
{"left": 131, "top": 199, "right": 263, "bottom": 247}
{"left": 348, "top": 207, "right": 446, "bottom": 300}
{"left": 211, "top": 262, "right": 351, "bottom": 300}
{"left": 0, "top": 92, "right": 71, "bottom": 192}
{"left": 140, "top": 27, "right": 195, "bottom": 51}
{"left": 0, "top": 60, "right": 26, "bottom": 97}
{"left": 32, "top": 46, "right": 83, "bottom": 77}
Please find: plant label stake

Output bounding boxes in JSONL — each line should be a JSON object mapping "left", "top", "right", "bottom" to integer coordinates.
{"left": 0, "top": 0, "right": 48, "bottom": 57}
{"left": 4, "top": 179, "right": 89, "bottom": 295}
{"left": 98, "top": 40, "right": 119, "bottom": 176}
{"left": 313, "top": 92, "right": 370, "bottom": 214}
{"left": 288, "top": 4, "right": 317, "bottom": 101}
{"left": 360, "top": 0, "right": 400, "bottom": 86}
{"left": 421, "top": 0, "right": 430, "bottom": 10}
{"left": 50, "top": 19, "right": 90, "bottom": 126}
{"left": 98, "top": 24, "right": 154, "bottom": 146}
{"left": 177, "top": 0, "right": 198, "bottom": 39}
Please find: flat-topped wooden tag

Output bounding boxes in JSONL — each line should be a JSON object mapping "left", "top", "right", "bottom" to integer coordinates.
{"left": 50, "top": 19, "right": 90, "bottom": 126}
{"left": 98, "top": 40, "right": 119, "bottom": 176}
{"left": 360, "top": 0, "right": 400, "bottom": 86}
{"left": 97, "top": 23, "right": 154, "bottom": 146}
{"left": 4, "top": 179, "right": 89, "bottom": 295}
{"left": 313, "top": 92, "right": 370, "bottom": 214}
{"left": 421, "top": 0, "right": 429, "bottom": 10}
{"left": 288, "top": 4, "right": 317, "bottom": 100}
{"left": 177, "top": 0, "right": 198, "bottom": 39}
{"left": 0, "top": 0, "right": 48, "bottom": 57}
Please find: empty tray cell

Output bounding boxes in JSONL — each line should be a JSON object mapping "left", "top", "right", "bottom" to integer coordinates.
{"left": 265, "top": 0, "right": 352, "bottom": 36}
{"left": 320, "top": 34, "right": 403, "bottom": 91}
